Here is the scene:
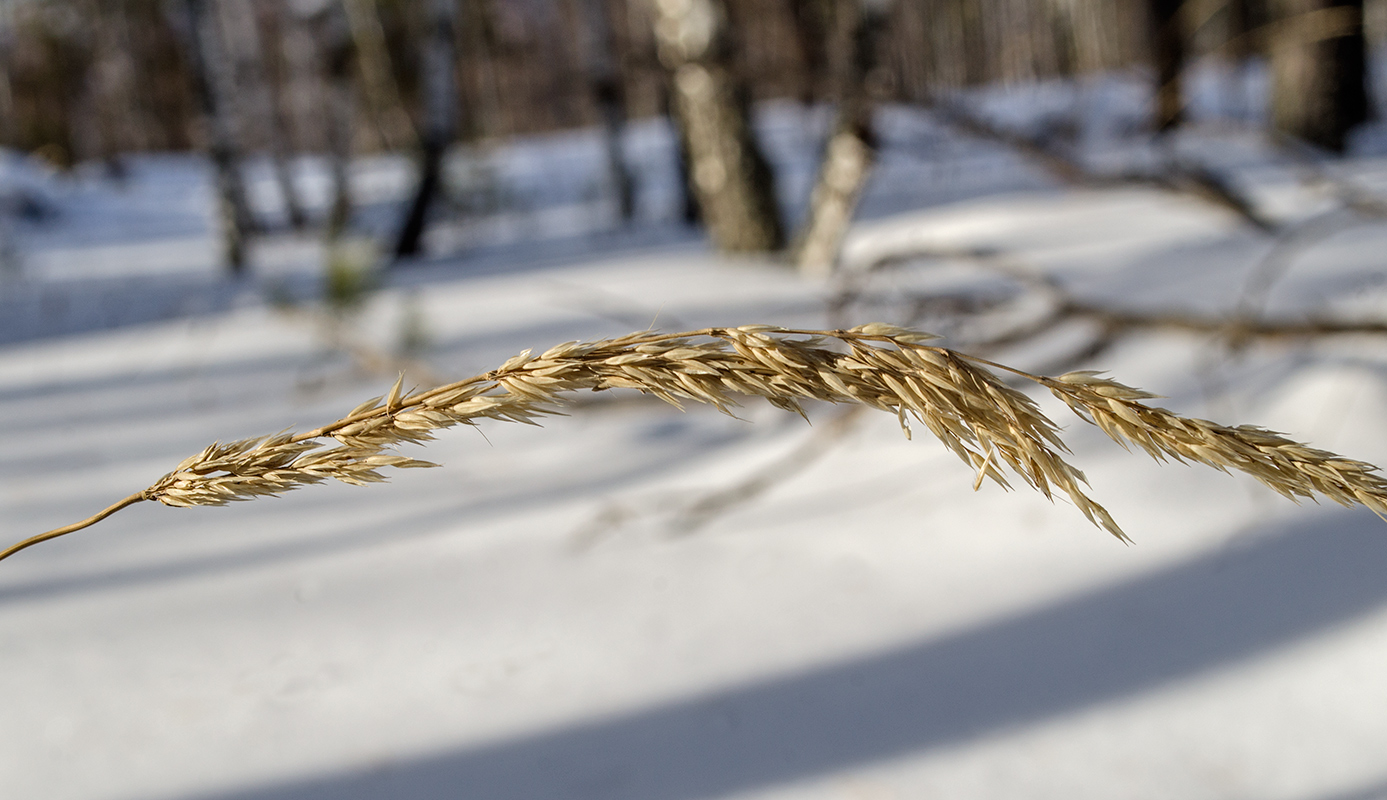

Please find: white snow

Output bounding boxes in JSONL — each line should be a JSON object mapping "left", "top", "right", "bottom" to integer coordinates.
{"left": 2, "top": 94, "right": 1387, "bottom": 800}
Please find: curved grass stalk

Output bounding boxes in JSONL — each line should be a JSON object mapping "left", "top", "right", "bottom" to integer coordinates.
{"left": 5, "top": 324, "right": 1386, "bottom": 562}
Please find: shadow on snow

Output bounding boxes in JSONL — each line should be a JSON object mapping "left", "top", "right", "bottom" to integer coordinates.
{"left": 196, "top": 509, "right": 1387, "bottom": 800}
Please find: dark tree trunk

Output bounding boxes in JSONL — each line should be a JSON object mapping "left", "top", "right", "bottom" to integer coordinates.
{"left": 1148, "top": 0, "right": 1184, "bottom": 132}
{"left": 297, "top": 0, "right": 357, "bottom": 239}
{"left": 0, "top": 32, "right": 13, "bottom": 148}
{"left": 785, "top": 0, "right": 834, "bottom": 103}
{"left": 342, "top": 0, "right": 416, "bottom": 152}
{"left": 649, "top": 0, "right": 783, "bottom": 253}
{"left": 460, "top": 0, "right": 503, "bottom": 139}
{"left": 184, "top": 0, "right": 256, "bottom": 275}
{"left": 576, "top": 0, "right": 635, "bottom": 221}
{"left": 1224, "top": 0, "right": 1262, "bottom": 120}
{"left": 657, "top": 74, "right": 701, "bottom": 226}
{"left": 252, "top": 1, "right": 308, "bottom": 230}
{"left": 319, "top": 3, "right": 357, "bottom": 240}
{"left": 1227, "top": 0, "right": 1262, "bottom": 61}
{"left": 1269, "top": 0, "right": 1368, "bottom": 152}
{"left": 393, "top": 0, "right": 459, "bottom": 260}
{"left": 794, "top": 0, "right": 892, "bottom": 276}
{"left": 82, "top": 0, "right": 139, "bottom": 175}
{"left": 957, "top": 0, "right": 986, "bottom": 85}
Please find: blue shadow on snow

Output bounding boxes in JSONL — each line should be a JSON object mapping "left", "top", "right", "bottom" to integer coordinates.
{"left": 196, "top": 509, "right": 1387, "bottom": 800}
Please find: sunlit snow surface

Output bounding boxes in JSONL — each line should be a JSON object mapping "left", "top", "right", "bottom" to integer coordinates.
{"left": 2, "top": 92, "right": 1387, "bottom": 800}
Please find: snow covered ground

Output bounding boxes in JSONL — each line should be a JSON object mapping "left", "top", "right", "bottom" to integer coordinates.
{"left": 3, "top": 93, "right": 1387, "bottom": 800}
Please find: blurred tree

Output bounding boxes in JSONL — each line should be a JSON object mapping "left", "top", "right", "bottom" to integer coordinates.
{"left": 1222, "top": 0, "right": 1263, "bottom": 120}
{"left": 574, "top": 0, "right": 635, "bottom": 221}
{"left": 6, "top": 7, "right": 88, "bottom": 168}
{"left": 183, "top": 0, "right": 256, "bottom": 274}
{"left": 794, "top": 0, "right": 892, "bottom": 275}
{"left": 393, "top": 0, "right": 459, "bottom": 259}
{"left": 650, "top": 0, "right": 784, "bottom": 253}
{"left": 1148, "top": 0, "right": 1185, "bottom": 132}
{"left": 664, "top": 74, "right": 703, "bottom": 225}
{"left": 81, "top": 0, "right": 140, "bottom": 175}
{"left": 457, "top": 0, "right": 503, "bottom": 139}
{"left": 248, "top": 0, "right": 308, "bottom": 230}
{"left": 342, "top": 0, "right": 417, "bottom": 151}
{"left": 0, "top": 2, "right": 12, "bottom": 147}
{"left": 785, "top": 0, "right": 833, "bottom": 102}
{"left": 298, "top": 0, "right": 359, "bottom": 239}
{"left": 1269, "top": 0, "right": 1368, "bottom": 152}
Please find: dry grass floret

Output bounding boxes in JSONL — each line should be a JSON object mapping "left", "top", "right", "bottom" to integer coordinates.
{"left": 5, "top": 324, "right": 1386, "bottom": 561}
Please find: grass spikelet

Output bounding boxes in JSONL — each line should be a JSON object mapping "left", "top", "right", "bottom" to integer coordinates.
{"left": 1043, "top": 371, "right": 1387, "bottom": 520}
{"left": 5, "top": 324, "right": 1387, "bottom": 562}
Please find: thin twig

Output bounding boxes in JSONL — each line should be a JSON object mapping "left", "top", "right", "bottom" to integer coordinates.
{"left": 0, "top": 492, "right": 149, "bottom": 562}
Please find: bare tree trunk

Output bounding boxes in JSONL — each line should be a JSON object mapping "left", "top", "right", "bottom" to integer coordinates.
{"left": 76, "top": 0, "right": 151, "bottom": 177}
{"left": 957, "top": 0, "right": 986, "bottom": 85}
{"left": 184, "top": 0, "right": 256, "bottom": 275}
{"left": 1268, "top": 0, "right": 1368, "bottom": 152}
{"left": 538, "top": 0, "right": 583, "bottom": 130}
{"left": 324, "top": 15, "right": 357, "bottom": 240}
{"left": 576, "top": 0, "right": 635, "bottom": 221}
{"left": 0, "top": 0, "right": 18, "bottom": 280}
{"left": 342, "top": 0, "right": 417, "bottom": 152}
{"left": 786, "top": 0, "right": 834, "bottom": 103}
{"left": 1049, "top": 0, "right": 1103, "bottom": 76}
{"left": 1227, "top": 0, "right": 1261, "bottom": 60}
{"left": 299, "top": 1, "right": 356, "bottom": 239}
{"left": 460, "top": 0, "right": 503, "bottom": 139}
{"left": 649, "top": 0, "right": 783, "bottom": 253}
{"left": 1148, "top": 0, "right": 1184, "bottom": 132}
{"left": 0, "top": 1, "right": 12, "bottom": 148}
{"left": 393, "top": 0, "right": 459, "bottom": 260}
{"left": 664, "top": 77, "right": 702, "bottom": 226}
{"left": 794, "top": 0, "right": 892, "bottom": 277}
{"left": 250, "top": 1, "right": 308, "bottom": 230}
{"left": 1225, "top": 0, "right": 1262, "bottom": 120}
{"left": 632, "top": 0, "right": 699, "bottom": 225}
{"left": 0, "top": 61, "right": 12, "bottom": 148}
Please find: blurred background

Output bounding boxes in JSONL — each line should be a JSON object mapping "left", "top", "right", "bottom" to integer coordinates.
{"left": 4, "top": 2, "right": 1387, "bottom": 800}
{"left": 0, "top": 0, "right": 1383, "bottom": 277}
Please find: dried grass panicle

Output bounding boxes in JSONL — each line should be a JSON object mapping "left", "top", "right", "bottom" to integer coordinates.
{"left": 131, "top": 324, "right": 1387, "bottom": 543}
{"left": 7, "top": 324, "right": 1387, "bottom": 562}
{"left": 1045, "top": 371, "right": 1387, "bottom": 518}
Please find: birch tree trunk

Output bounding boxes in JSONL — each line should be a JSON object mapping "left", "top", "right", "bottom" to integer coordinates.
{"left": 393, "top": 0, "right": 459, "bottom": 259}
{"left": 649, "top": 0, "right": 784, "bottom": 253}
{"left": 1268, "top": 0, "right": 1368, "bottom": 152}
{"left": 794, "top": 0, "right": 892, "bottom": 277}
{"left": 184, "top": 0, "right": 256, "bottom": 275}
